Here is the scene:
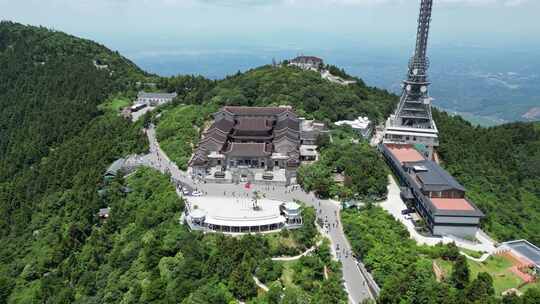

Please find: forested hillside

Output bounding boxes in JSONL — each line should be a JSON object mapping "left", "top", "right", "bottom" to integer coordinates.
{"left": 0, "top": 21, "right": 148, "bottom": 180}
{"left": 1, "top": 20, "right": 539, "bottom": 303}
{"left": 434, "top": 111, "right": 540, "bottom": 244}
{"left": 0, "top": 22, "right": 149, "bottom": 302}
{"left": 182, "top": 64, "right": 398, "bottom": 124}
{"left": 0, "top": 22, "right": 346, "bottom": 303}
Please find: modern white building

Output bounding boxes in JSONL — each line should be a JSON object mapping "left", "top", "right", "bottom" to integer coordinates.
{"left": 335, "top": 116, "right": 372, "bottom": 139}
{"left": 136, "top": 91, "right": 178, "bottom": 107}
{"left": 183, "top": 196, "right": 303, "bottom": 234}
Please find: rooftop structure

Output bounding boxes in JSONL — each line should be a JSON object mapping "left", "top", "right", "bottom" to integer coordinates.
{"left": 183, "top": 196, "right": 302, "bottom": 234}
{"left": 289, "top": 56, "right": 324, "bottom": 71}
{"left": 501, "top": 240, "right": 540, "bottom": 274}
{"left": 335, "top": 116, "right": 372, "bottom": 139}
{"left": 98, "top": 207, "right": 110, "bottom": 219}
{"left": 105, "top": 158, "right": 126, "bottom": 179}
{"left": 384, "top": 144, "right": 426, "bottom": 164}
{"left": 403, "top": 160, "right": 466, "bottom": 193}
{"left": 430, "top": 198, "right": 475, "bottom": 211}
{"left": 190, "top": 106, "right": 325, "bottom": 185}
{"left": 137, "top": 91, "right": 177, "bottom": 107}
{"left": 383, "top": 0, "right": 439, "bottom": 159}
{"left": 380, "top": 143, "right": 484, "bottom": 237}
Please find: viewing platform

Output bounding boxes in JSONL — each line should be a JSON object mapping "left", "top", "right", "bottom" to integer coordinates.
{"left": 182, "top": 196, "right": 302, "bottom": 234}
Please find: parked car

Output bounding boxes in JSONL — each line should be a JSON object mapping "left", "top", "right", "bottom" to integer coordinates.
{"left": 401, "top": 209, "right": 412, "bottom": 215}
{"left": 192, "top": 190, "right": 203, "bottom": 197}
{"left": 182, "top": 189, "right": 191, "bottom": 196}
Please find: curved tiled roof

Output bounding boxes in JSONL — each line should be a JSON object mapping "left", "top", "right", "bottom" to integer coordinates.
{"left": 274, "top": 118, "right": 300, "bottom": 131}
{"left": 203, "top": 130, "right": 228, "bottom": 143}
{"left": 223, "top": 106, "right": 291, "bottom": 116}
{"left": 235, "top": 118, "right": 272, "bottom": 131}
{"left": 209, "top": 118, "right": 234, "bottom": 133}
{"left": 274, "top": 130, "right": 300, "bottom": 142}
{"left": 224, "top": 143, "right": 271, "bottom": 157}
{"left": 190, "top": 149, "right": 209, "bottom": 166}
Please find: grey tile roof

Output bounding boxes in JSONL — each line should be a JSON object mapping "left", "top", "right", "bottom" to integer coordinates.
{"left": 203, "top": 130, "right": 228, "bottom": 143}
{"left": 224, "top": 143, "right": 271, "bottom": 157}
{"left": 275, "top": 131, "right": 300, "bottom": 142}
{"left": 504, "top": 240, "right": 540, "bottom": 267}
{"left": 106, "top": 158, "right": 125, "bottom": 176}
{"left": 291, "top": 56, "right": 323, "bottom": 64}
{"left": 404, "top": 160, "right": 466, "bottom": 192}
{"left": 300, "top": 130, "right": 318, "bottom": 141}
{"left": 235, "top": 118, "right": 272, "bottom": 131}
{"left": 211, "top": 118, "right": 234, "bottom": 133}
{"left": 275, "top": 117, "right": 300, "bottom": 131}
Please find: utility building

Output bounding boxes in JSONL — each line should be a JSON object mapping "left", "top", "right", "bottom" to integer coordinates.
{"left": 380, "top": 144, "right": 484, "bottom": 237}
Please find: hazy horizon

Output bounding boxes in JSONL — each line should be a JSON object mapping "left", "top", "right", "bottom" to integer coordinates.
{"left": 2, "top": 0, "right": 539, "bottom": 125}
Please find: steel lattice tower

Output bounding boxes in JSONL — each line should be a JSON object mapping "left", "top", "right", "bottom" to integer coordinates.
{"left": 394, "top": 0, "right": 434, "bottom": 128}
{"left": 383, "top": 0, "right": 438, "bottom": 158}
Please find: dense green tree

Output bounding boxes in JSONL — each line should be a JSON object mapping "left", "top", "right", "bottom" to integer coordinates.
{"left": 228, "top": 261, "right": 257, "bottom": 300}
{"left": 189, "top": 65, "right": 398, "bottom": 124}
{"left": 451, "top": 254, "right": 470, "bottom": 290}
{"left": 255, "top": 259, "right": 283, "bottom": 284}
{"left": 298, "top": 140, "right": 388, "bottom": 200}
{"left": 466, "top": 272, "right": 495, "bottom": 302}
{"left": 281, "top": 286, "right": 309, "bottom": 304}
{"left": 442, "top": 242, "right": 461, "bottom": 261}
{"left": 266, "top": 281, "right": 283, "bottom": 304}
{"left": 522, "top": 288, "right": 540, "bottom": 304}
{"left": 502, "top": 293, "right": 521, "bottom": 304}
{"left": 181, "top": 281, "right": 235, "bottom": 304}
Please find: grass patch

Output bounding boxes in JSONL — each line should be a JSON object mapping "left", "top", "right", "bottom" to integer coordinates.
{"left": 521, "top": 280, "right": 540, "bottom": 293}
{"left": 99, "top": 95, "right": 131, "bottom": 114}
{"left": 279, "top": 260, "right": 297, "bottom": 288}
{"left": 460, "top": 248, "right": 485, "bottom": 259}
{"left": 436, "top": 255, "right": 526, "bottom": 296}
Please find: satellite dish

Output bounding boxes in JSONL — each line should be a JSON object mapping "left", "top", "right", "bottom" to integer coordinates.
{"left": 420, "top": 86, "right": 427, "bottom": 93}
{"left": 413, "top": 69, "right": 418, "bottom": 75}
{"left": 406, "top": 85, "right": 412, "bottom": 91}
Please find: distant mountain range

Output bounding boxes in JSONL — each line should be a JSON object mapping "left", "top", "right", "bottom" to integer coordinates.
{"left": 130, "top": 45, "right": 540, "bottom": 126}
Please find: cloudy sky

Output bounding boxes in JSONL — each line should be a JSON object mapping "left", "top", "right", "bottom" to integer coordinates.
{"left": 1, "top": 0, "right": 538, "bottom": 60}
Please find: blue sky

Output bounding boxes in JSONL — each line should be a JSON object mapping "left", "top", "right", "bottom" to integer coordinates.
{"left": 1, "top": 0, "right": 539, "bottom": 53}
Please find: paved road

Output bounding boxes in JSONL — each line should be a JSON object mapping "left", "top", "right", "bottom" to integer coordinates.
{"left": 140, "top": 124, "right": 375, "bottom": 304}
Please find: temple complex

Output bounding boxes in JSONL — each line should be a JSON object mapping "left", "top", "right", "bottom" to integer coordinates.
{"left": 189, "top": 106, "right": 326, "bottom": 184}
